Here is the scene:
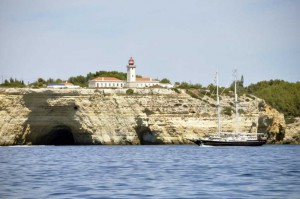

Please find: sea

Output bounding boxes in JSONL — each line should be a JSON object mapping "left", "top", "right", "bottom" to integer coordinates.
{"left": 0, "top": 145, "right": 299, "bottom": 199}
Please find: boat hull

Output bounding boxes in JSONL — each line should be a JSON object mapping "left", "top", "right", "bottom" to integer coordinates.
{"left": 190, "top": 139, "right": 266, "bottom": 146}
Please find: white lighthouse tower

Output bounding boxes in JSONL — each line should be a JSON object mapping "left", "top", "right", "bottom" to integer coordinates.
{"left": 126, "top": 57, "right": 136, "bottom": 87}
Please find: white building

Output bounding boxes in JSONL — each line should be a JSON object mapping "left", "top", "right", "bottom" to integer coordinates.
{"left": 88, "top": 77, "right": 125, "bottom": 88}
{"left": 89, "top": 57, "right": 172, "bottom": 88}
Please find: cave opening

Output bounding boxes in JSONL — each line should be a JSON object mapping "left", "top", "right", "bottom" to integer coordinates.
{"left": 42, "top": 125, "right": 75, "bottom": 145}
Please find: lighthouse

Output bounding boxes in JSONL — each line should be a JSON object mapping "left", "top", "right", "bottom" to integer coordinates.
{"left": 126, "top": 57, "right": 136, "bottom": 87}
{"left": 88, "top": 57, "right": 163, "bottom": 88}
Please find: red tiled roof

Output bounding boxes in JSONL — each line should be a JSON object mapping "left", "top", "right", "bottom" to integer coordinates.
{"left": 136, "top": 77, "right": 159, "bottom": 82}
{"left": 91, "top": 77, "right": 123, "bottom": 81}
{"left": 91, "top": 77, "right": 159, "bottom": 82}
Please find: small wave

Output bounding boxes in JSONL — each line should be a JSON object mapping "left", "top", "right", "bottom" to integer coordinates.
{"left": 8, "top": 145, "right": 48, "bottom": 147}
{"left": 200, "top": 145, "right": 214, "bottom": 147}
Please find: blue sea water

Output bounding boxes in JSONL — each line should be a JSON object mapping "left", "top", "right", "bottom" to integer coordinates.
{"left": 0, "top": 145, "right": 299, "bottom": 199}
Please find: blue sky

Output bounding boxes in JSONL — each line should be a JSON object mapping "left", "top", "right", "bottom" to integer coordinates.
{"left": 0, "top": 0, "right": 299, "bottom": 86}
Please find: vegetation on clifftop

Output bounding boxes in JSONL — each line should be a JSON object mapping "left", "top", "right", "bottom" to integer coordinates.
{"left": 0, "top": 78, "right": 26, "bottom": 88}
{"left": 1, "top": 72, "right": 299, "bottom": 119}
{"left": 246, "top": 80, "right": 300, "bottom": 118}
{"left": 173, "top": 79, "right": 300, "bottom": 119}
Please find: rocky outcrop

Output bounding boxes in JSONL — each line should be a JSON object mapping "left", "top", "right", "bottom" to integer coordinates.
{"left": 0, "top": 88, "right": 286, "bottom": 145}
{"left": 257, "top": 100, "right": 286, "bottom": 143}
{"left": 284, "top": 117, "right": 300, "bottom": 144}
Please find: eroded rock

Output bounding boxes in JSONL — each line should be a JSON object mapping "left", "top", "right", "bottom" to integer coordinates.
{"left": 0, "top": 88, "right": 286, "bottom": 145}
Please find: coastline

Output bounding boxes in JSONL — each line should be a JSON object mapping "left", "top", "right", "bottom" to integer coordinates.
{"left": 0, "top": 87, "right": 294, "bottom": 146}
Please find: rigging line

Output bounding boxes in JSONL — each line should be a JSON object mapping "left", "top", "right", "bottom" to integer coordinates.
{"left": 220, "top": 79, "right": 231, "bottom": 96}
{"left": 198, "top": 74, "right": 216, "bottom": 111}
{"left": 208, "top": 71, "right": 218, "bottom": 99}
{"left": 198, "top": 83, "right": 211, "bottom": 105}
{"left": 210, "top": 86, "right": 216, "bottom": 99}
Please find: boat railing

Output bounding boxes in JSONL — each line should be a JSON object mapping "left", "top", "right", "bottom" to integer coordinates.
{"left": 206, "top": 132, "right": 266, "bottom": 140}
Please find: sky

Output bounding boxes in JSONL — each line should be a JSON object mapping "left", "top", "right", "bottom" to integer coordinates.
{"left": 0, "top": 0, "right": 299, "bottom": 86}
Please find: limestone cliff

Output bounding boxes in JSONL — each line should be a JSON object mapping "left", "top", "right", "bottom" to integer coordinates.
{"left": 256, "top": 100, "right": 286, "bottom": 143}
{"left": 0, "top": 88, "right": 286, "bottom": 145}
{"left": 284, "top": 117, "right": 300, "bottom": 144}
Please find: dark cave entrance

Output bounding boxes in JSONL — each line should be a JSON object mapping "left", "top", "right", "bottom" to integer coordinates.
{"left": 43, "top": 125, "right": 75, "bottom": 145}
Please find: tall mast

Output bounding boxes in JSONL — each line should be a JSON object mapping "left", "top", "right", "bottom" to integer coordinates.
{"left": 234, "top": 69, "right": 239, "bottom": 133}
{"left": 216, "top": 72, "right": 221, "bottom": 136}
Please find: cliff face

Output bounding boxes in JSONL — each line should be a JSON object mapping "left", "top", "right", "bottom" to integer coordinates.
{"left": 0, "top": 88, "right": 286, "bottom": 145}
{"left": 284, "top": 117, "right": 300, "bottom": 144}
{"left": 257, "top": 101, "right": 287, "bottom": 144}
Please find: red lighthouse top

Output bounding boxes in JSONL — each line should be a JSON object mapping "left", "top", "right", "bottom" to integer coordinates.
{"left": 128, "top": 57, "right": 135, "bottom": 65}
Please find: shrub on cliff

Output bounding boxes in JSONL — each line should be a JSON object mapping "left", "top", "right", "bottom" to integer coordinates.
{"left": 238, "top": 109, "right": 245, "bottom": 115}
{"left": 222, "top": 106, "right": 233, "bottom": 116}
{"left": 126, "top": 89, "right": 134, "bottom": 95}
{"left": 285, "top": 116, "right": 296, "bottom": 124}
{"left": 171, "top": 88, "right": 180, "bottom": 93}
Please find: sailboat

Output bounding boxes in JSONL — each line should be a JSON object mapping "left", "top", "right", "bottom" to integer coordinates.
{"left": 191, "top": 70, "right": 266, "bottom": 146}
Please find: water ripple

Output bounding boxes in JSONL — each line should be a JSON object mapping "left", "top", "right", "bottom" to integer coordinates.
{"left": 0, "top": 145, "right": 300, "bottom": 198}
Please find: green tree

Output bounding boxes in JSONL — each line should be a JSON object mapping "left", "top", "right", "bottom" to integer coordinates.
{"left": 0, "top": 78, "right": 26, "bottom": 88}
{"left": 46, "top": 78, "right": 55, "bottom": 83}
{"left": 246, "top": 80, "right": 300, "bottom": 117}
{"left": 37, "top": 78, "right": 46, "bottom": 83}
{"left": 229, "top": 79, "right": 245, "bottom": 95}
{"left": 55, "top": 79, "right": 63, "bottom": 83}
{"left": 177, "top": 82, "right": 202, "bottom": 89}
{"left": 160, "top": 78, "right": 171, "bottom": 84}
{"left": 30, "top": 78, "right": 46, "bottom": 87}
{"left": 68, "top": 75, "right": 86, "bottom": 87}
{"left": 241, "top": 75, "right": 244, "bottom": 87}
